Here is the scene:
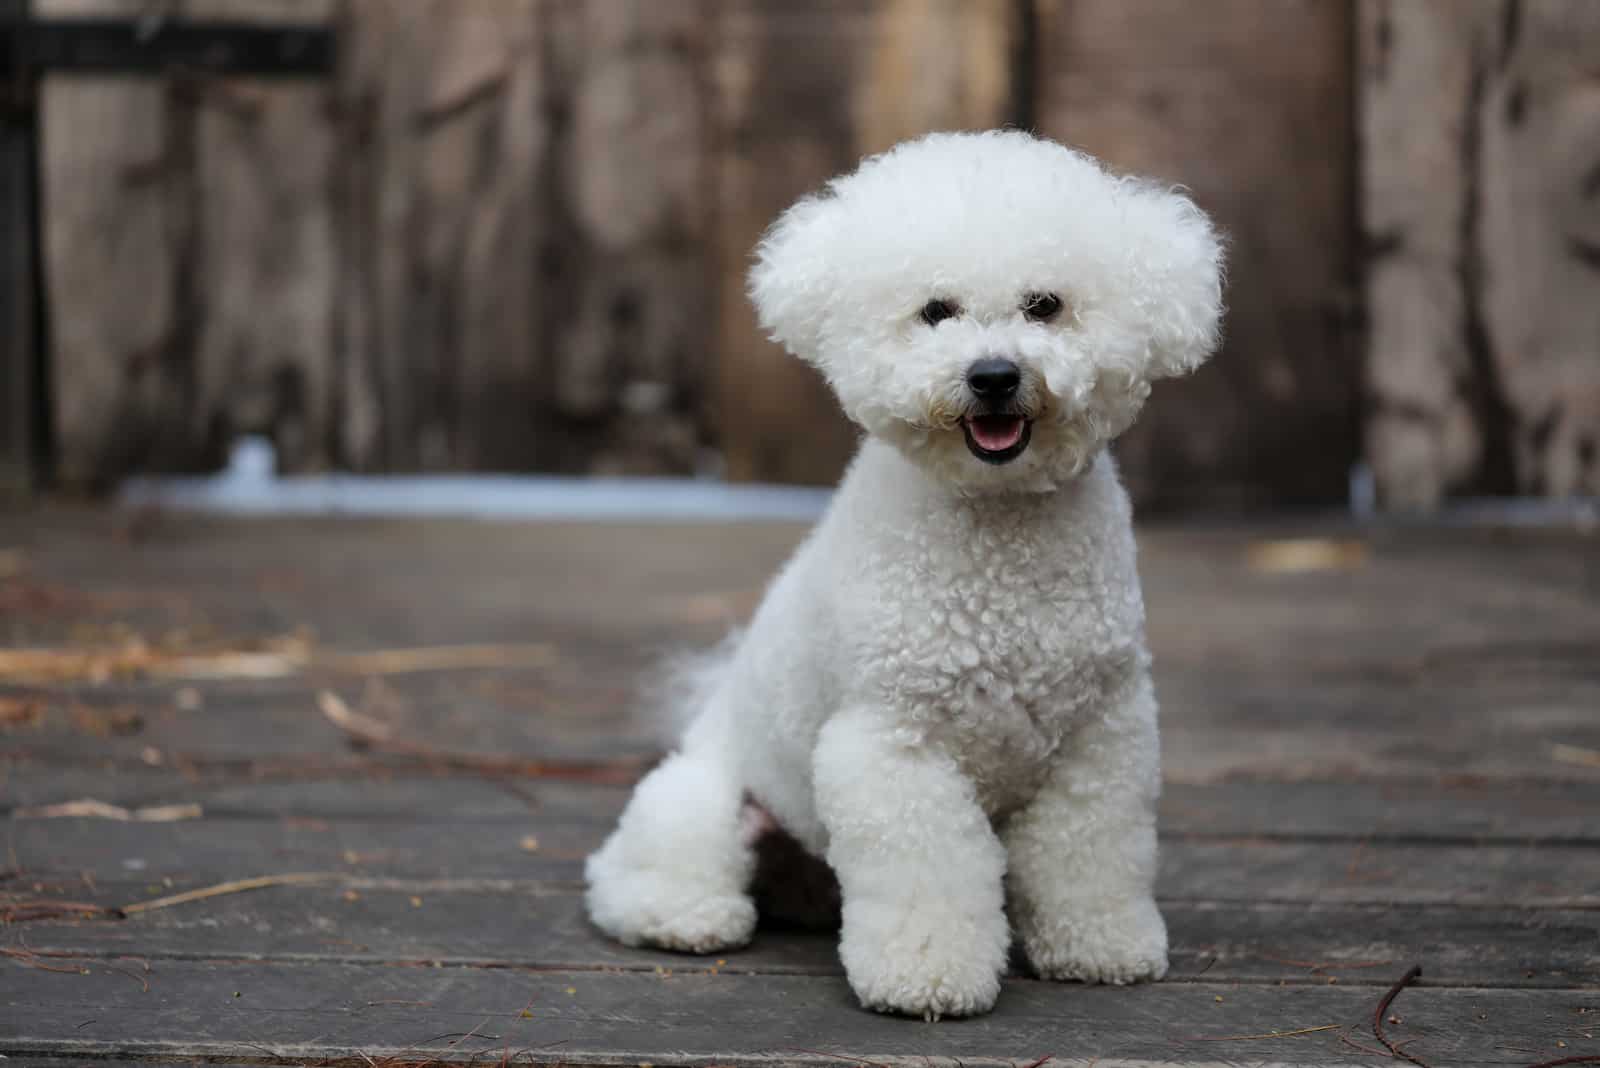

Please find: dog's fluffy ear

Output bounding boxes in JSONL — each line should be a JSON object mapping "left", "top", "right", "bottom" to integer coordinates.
{"left": 1122, "top": 182, "right": 1227, "bottom": 380}
{"left": 747, "top": 192, "right": 840, "bottom": 367}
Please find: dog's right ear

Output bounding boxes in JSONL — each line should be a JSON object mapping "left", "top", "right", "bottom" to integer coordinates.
{"left": 747, "top": 192, "right": 842, "bottom": 368}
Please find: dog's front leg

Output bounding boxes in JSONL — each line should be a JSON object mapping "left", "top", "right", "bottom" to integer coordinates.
{"left": 813, "top": 706, "right": 1009, "bottom": 1019}
{"left": 1003, "top": 671, "right": 1168, "bottom": 984}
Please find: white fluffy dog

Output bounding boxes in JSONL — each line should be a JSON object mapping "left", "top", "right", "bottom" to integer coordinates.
{"left": 586, "top": 129, "right": 1224, "bottom": 1019}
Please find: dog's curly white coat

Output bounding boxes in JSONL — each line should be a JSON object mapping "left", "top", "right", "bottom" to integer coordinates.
{"left": 585, "top": 130, "right": 1225, "bottom": 1019}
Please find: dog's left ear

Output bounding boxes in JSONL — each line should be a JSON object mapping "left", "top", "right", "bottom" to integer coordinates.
{"left": 1130, "top": 186, "right": 1227, "bottom": 380}
{"left": 747, "top": 192, "right": 840, "bottom": 368}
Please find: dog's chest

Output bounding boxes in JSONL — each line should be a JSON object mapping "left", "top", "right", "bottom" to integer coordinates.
{"left": 872, "top": 521, "right": 1139, "bottom": 815}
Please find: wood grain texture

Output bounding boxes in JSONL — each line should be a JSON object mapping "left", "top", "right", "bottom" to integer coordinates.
{"left": 1362, "top": 0, "right": 1600, "bottom": 507}
{"left": 537, "top": 0, "right": 712, "bottom": 476}
{"left": 4, "top": 958, "right": 1595, "bottom": 1065}
{"left": 334, "top": 0, "right": 545, "bottom": 473}
{"left": 19, "top": 881, "right": 1596, "bottom": 989}
{"left": 39, "top": 0, "right": 182, "bottom": 487}
{"left": 37, "top": 0, "right": 337, "bottom": 486}
{"left": 1033, "top": 0, "right": 1360, "bottom": 511}
{"left": 2, "top": 512, "right": 1598, "bottom": 1061}
{"left": 10, "top": 813, "right": 1600, "bottom": 907}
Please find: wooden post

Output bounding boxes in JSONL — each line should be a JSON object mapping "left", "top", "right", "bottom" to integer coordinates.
{"left": 0, "top": 0, "right": 48, "bottom": 494}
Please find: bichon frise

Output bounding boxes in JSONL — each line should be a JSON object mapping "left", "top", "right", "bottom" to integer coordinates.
{"left": 585, "top": 129, "right": 1224, "bottom": 1019}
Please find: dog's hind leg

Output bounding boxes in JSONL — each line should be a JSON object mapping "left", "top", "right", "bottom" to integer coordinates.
{"left": 584, "top": 707, "right": 756, "bottom": 953}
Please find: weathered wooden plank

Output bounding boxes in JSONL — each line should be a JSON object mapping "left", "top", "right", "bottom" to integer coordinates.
{"left": 10, "top": 815, "right": 1600, "bottom": 907}
{"left": 0, "top": 765, "right": 589, "bottom": 821}
{"left": 1361, "top": 0, "right": 1600, "bottom": 507}
{"left": 533, "top": 0, "right": 711, "bottom": 477}
{"left": 0, "top": 513, "right": 802, "bottom": 644}
{"left": 36, "top": 1, "right": 338, "bottom": 488}
{"left": 181, "top": 1, "right": 337, "bottom": 476}
{"left": 8, "top": 645, "right": 1599, "bottom": 787}
{"left": 37, "top": 1, "right": 179, "bottom": 487}
{"left": 18, "top": 879, "right": 1597, "bottom": 990}
{"left": 709, "top": 0, "right": 1017, "bottom": 486}
{"left": 3, "top": 957, "right": 1595, "bottom": 1065}
{"left": 1481, "top": 0, "right": 1600, "bottom": 498}
{"left": 1033, "top": 0, "right": 1359, "bottom": 510}
{"left": 3, "top": 517, "right": 1598, "bottom": 788}
{"left": 9, "top": 759, "right": 1600, "bottom": 844}
{"left": 335, "top": 0, "right": 548, "bottom": 474}
{"left": 5, "top": 516, "right": 1598, "bottom": 653}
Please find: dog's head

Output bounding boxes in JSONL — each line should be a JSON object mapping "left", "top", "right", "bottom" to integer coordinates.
{"left": 749, "top": 130, "right": 1225, "bottom": 495}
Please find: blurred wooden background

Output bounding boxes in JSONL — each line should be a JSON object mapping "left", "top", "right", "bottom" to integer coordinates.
{"left": 21, "top": 0, "right": 1600, "bottom": 508}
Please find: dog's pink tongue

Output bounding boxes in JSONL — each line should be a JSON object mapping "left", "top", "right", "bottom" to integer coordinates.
{"left": 970, "top": 416, "right": 1024, "bottom": 451}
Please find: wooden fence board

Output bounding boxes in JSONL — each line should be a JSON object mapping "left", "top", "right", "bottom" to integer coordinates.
{"left": 334, "top": 0, "right": 545, "bottom": 473}
{"left": 38, "top": 0, "right": 180, "bottom": 487}
{"left": 38, "top": 0, "right": 336, "bottom": 485}
{"left": 1033, "top": 0, "right": 1359, "bottom": 510}
{"left": 1362, "top": 0, "right": 1600, "bottom": 506}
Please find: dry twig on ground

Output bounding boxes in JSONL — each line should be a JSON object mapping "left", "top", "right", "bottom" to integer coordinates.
{"left": 121, "top": 872, "right": 339, "bottom": 916}
{"left": 1374, "top": 965, "right": 1431, "bottom": 1068}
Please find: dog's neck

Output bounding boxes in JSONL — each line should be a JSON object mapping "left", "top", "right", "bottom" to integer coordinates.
{"left": 853, "top": 437, "right": 1108, "bottom": 521}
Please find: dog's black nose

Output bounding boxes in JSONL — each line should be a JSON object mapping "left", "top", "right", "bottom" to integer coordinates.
{"left": 966, "top": 357, "right": 1021, "bottom": 399}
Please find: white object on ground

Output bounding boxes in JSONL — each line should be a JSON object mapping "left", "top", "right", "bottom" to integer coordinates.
{"left": 119, "top": 436, "right": 832, "bottom": 522}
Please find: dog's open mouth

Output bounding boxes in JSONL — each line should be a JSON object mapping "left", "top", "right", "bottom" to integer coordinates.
{"left": 961, "top": 415, "right": 1032, "bottom": 465}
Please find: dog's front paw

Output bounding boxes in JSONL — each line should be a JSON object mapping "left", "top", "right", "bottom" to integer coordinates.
{"left": 839, "top": 900, "right": 1007, "bottom": 1020}
{"left": 1022, "top": 897, "right": 1168, "bottom": 985}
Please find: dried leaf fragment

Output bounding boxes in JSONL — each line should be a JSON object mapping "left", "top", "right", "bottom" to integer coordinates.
{"left": 12, "top": 798, "right": 202, "bottom": 822}
{"left": 1552, "top": 743, "right": 1600, "bottom": 769}
{"left": 1246, "top": 538, "right": 1368, "bottom": 574}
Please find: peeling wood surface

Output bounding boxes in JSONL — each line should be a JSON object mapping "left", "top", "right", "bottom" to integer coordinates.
{"left": 1, "top": 512, "right": 1598, "bottom": 1062}
{"left": 28, "top": 2, "right": 1600, "bottom": 511}
{"left": 1361, "top": 0, "right": 1600, "bottom": 507}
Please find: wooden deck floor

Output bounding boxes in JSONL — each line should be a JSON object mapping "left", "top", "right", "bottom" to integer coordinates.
{"left": 1, "top": 509, "right": 1597, "bottom": 1066}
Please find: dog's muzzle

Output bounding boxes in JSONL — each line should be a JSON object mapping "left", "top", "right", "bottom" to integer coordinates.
{"left": 961, "top": 357, "right": 1032, "bottom": 464}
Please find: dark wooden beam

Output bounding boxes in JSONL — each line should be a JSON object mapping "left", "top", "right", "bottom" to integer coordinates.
{"left": 0, "top": 8, "right": 333, "bottom": 493}
{"left": 0, "top": 0, "right": 45, "bottom": 494}
{"left": 3, "top": 17, "right": 335, "bottom": 78}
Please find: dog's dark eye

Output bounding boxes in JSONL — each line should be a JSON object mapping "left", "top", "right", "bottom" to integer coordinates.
{"left": 1022, "top": 292, "right": 1063, "bottom": 322}
{"left": 920, "top": 299, "right": 958, "bottom": 326}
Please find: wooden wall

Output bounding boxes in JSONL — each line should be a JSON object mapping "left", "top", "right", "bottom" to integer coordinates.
{"left": 31, "top": 0, "right": 1598, "bottom": 508}
{"left": 41, "top": 0, "right": 338, "bottom": 487}
{"left": 1035, "top": 0, "right": 1358, "bottom": 510}
{"left": 1361, "top": 0, "right": 1600, "bottom": 507}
